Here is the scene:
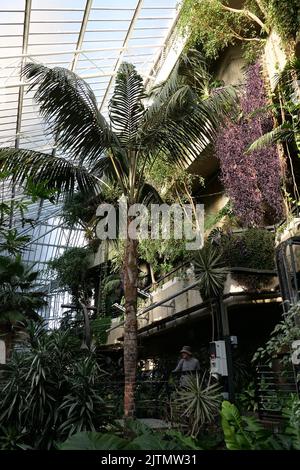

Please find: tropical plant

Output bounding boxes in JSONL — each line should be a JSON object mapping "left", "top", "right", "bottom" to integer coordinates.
{"left": 0, "top": 51, "right": 236, "bottom": 418}
{"left": 221, "top": 397, "right": 300, "bottom": 450}
{"left": 248, "top": 58, "right": 300, "bottom": 158}
{"left": 193, "top": 243, "right": 228, "bottom": 341}
{"left": 283, "top": 394, "right": 300, "bottom": 450}
{"left": 60, "top": 419, "right": 201, "bottom": 450}
{"left": 221, "top": 400, "right": 282, "bottom": 450}
{"left": 193, "top": 243, "right": 228, "bottom": 300}
{"left": 0, "top": 255, "right": 46, "bottom": 325}
{"left": 172, "top": 373, "right": 222, "bottom": 436}
{"left": 138, "top": 237, "right": 189, "bottom": 280}
{"left": 253, "top": 302, "right": 300, "bottom": 365}
{"left": 49, "top": 247, "right": 94, "bottom": 347}
{"left": 235, "top": 381, "right": 259, "bottom": 413}
{"left": 0, "top": 324, "right": 110, "bottom": 449}
{"left": 0, "top": 228, "right": 31, "bottom": 256}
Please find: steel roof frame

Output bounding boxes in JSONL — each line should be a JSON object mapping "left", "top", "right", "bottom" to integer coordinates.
{"left": 0, "top": 0, "right": 178, "bottom": 320}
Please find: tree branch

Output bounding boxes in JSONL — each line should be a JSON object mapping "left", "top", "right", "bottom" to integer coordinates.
{"left": 253, "top": 0, "right": 268, "bottom": 18}
{"left": 229, "top": 28, "right": 266, "bottom": 42}
{"left": 221, "top": 4, "right": 269, "bottom": 34}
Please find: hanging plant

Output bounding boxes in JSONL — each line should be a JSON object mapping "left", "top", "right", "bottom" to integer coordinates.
{"left": 215, "top": 61, "right": 284, "bottom": 227}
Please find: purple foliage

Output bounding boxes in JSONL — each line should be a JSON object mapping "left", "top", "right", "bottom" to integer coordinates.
{"left": 215, "top": 62, "right": 283, "bottom": 227}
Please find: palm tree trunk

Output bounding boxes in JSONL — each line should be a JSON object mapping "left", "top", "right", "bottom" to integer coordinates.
{"left": 123, "top": 230, "right": 138, "bottom": 419}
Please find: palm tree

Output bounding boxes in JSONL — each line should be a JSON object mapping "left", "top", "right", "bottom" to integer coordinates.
{"left": 0, "top": 51, "right": 235, "bottom": 418}
{"left": 0, "top": 255, "right": 46, "bottom": 324}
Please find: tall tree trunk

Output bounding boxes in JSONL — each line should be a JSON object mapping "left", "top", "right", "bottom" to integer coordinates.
{"left": 123, "top": 231, "right": 138, "bottom": 419}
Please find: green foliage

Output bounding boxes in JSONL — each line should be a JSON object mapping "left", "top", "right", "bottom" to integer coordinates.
{"left": 204, "top": 201, "right": 235, "bottom": 232}
{"left": 178, "top": 0, "right": 262, "bottom": 60}
{"left": 221, "top": 228, "right": 275, "bottom": 270}
{"left": 248, "top": 58, "right": 300, "bottom": 161}
{"left": 0, "top": 255, "right": 45, "bottom": 324}
{"left": 24, "top": 177, "right": 57, "bottom": 203}
{"left": 193, "top": 243, "right": 228, "bottom": 299}
{"left": 49, "top": 247, "right": 92, "bottom": 298}
{"left": 221, "top": 397, "right": 300, "bottom": 450}
{"left": 217, "top": 228, "right": 275, "bottom": 290}
{"left": 283, "top": 395, "right": 300, "bottom": 450}
{"left": 0, "top": 325, "right": 110, "bottom": 449}
{"left": 60, "top": 431, "right": 128, "bottom": 450}
{"left": 139, "top": 238, "right": 188, "bottom": 277}
{"left": 268, "top": 0, "right": 300, "bottom": 41}
{"left": 60, "top": 419, "right": 201, "bottom": 450}
{"left": 0, "top": 228, "right": 31, "bottom": 256}
{"left": 221, "top": 400, "right": 279, "bottom": 450}
{"left": 145, "top": 156, "right": 204, "bottom": 205}
{"left": 235, "top": 381, "right": 259, "bottom": 413}
{"left": 91, "top": 316, "right": 112, "bottom": 345}
{"left": 0, "top": 426, "right": 30, "bottom": 450}
{"left": 62, "top": 183, "right": 122, "bottom": 230}
{"left": 172, "top": 374, "right": 222, "bottom": 436}
{"left": 253, "top": 302, "right": 300, "bottom": 364}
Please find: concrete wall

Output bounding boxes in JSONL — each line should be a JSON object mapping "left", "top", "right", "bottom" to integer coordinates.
{"left": 264, "top": 30, "right": 287, "bottom": 89}
{"left": 106, "top": 270, "right": 278, "bottom": 346}
{"left": 216, "top": 44, "right": 246, "bottom": 86}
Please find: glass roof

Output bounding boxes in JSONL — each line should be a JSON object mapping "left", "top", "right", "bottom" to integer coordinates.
{"left": 0, "top": 0, "right": 178, "bottom": 322}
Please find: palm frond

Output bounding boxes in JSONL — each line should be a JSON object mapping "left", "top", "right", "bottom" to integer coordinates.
{"left": 142, "top": 56, "right": 237, "bottom": 168}
{"left": 109, "top": 62, "right": 145, "bottom": 147}
{"left": 0, "top": 148, "right": 101, "bottom": 196}
{"left": 271, "top": 58, "right": 300, "bottom": 90}
{"left": 138, "top": 182, "right": 163, "bottom": 206}
{"left": 23, "top": 63, "right": 113, "bottom": 165}
{"left": 148, "top": 50, "right": 209, "bottom": 111}
{"left": 247, "top": 123, "right": 294, "bottom": 152}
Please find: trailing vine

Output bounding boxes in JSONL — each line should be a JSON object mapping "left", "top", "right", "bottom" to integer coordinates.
{"left": 215, "top": 61, "right": 284, "bottom": 226}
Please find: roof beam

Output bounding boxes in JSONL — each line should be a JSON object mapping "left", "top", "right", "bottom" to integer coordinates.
{"left": 99, "top": 0, "right": 144, "bottom": 111}
{"left": 15, "top": 0, "right": 31, "bottom": 149}
{"left": 0, "top": 44, "right": 162, "bottom": 60}
{"left": 10, "top": 0, "right": 32, "bottom": 227}
{"left": 73, "top": 0, "right": 93, "bottom": 73}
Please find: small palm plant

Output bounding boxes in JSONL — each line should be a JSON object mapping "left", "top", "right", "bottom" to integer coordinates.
{"left": 172, "top": 373, "right": 222, "bottom": 436}
{"left": 193, "top": 243, "right": 228, "bottom": 340}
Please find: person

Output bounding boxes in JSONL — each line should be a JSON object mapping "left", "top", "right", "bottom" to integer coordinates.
{"left": 172, "top": 346, "right": 200, "bottom": 387}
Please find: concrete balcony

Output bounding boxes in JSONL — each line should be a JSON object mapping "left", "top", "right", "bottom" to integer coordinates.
{"left": 106, "top": 267, "right": 280, "bottom": 346}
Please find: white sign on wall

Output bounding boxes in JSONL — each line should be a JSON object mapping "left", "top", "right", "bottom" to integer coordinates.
{"left": 0, "top": 340, "right": 5, "bottom": 364}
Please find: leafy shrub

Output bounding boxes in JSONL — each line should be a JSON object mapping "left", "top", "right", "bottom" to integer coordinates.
{"left": 177, "top": 0, "right": 260, "bottom": 60}
{"left": 219, "top": 228, "right": 275, "bottom": 290}
{"left": 221, "top": 229, "right": 275, "bottom": 271}
{"left": 0, "top": 324, "right": 111, "bottom": 449}
{"left": 138, "top": 238, "right": 188, "bottom": 278}
{"left": 48, "top": 247, "right": 92, "bottom": 298}
{"left": 221, "top": 397, "right": 300, "bottom": 450}
{"left": 253, "top": 302, "right": 300, "bottom": 364}
{"left": 269, "top": 0, "right": 300, "bottom": 41}
{"left": 60, "top": 419, "right": 201, "bottom": 450}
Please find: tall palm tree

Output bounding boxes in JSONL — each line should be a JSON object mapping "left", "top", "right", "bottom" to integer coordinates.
{"left": 0, "top": 51, "right": 235, "bottom": 418}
